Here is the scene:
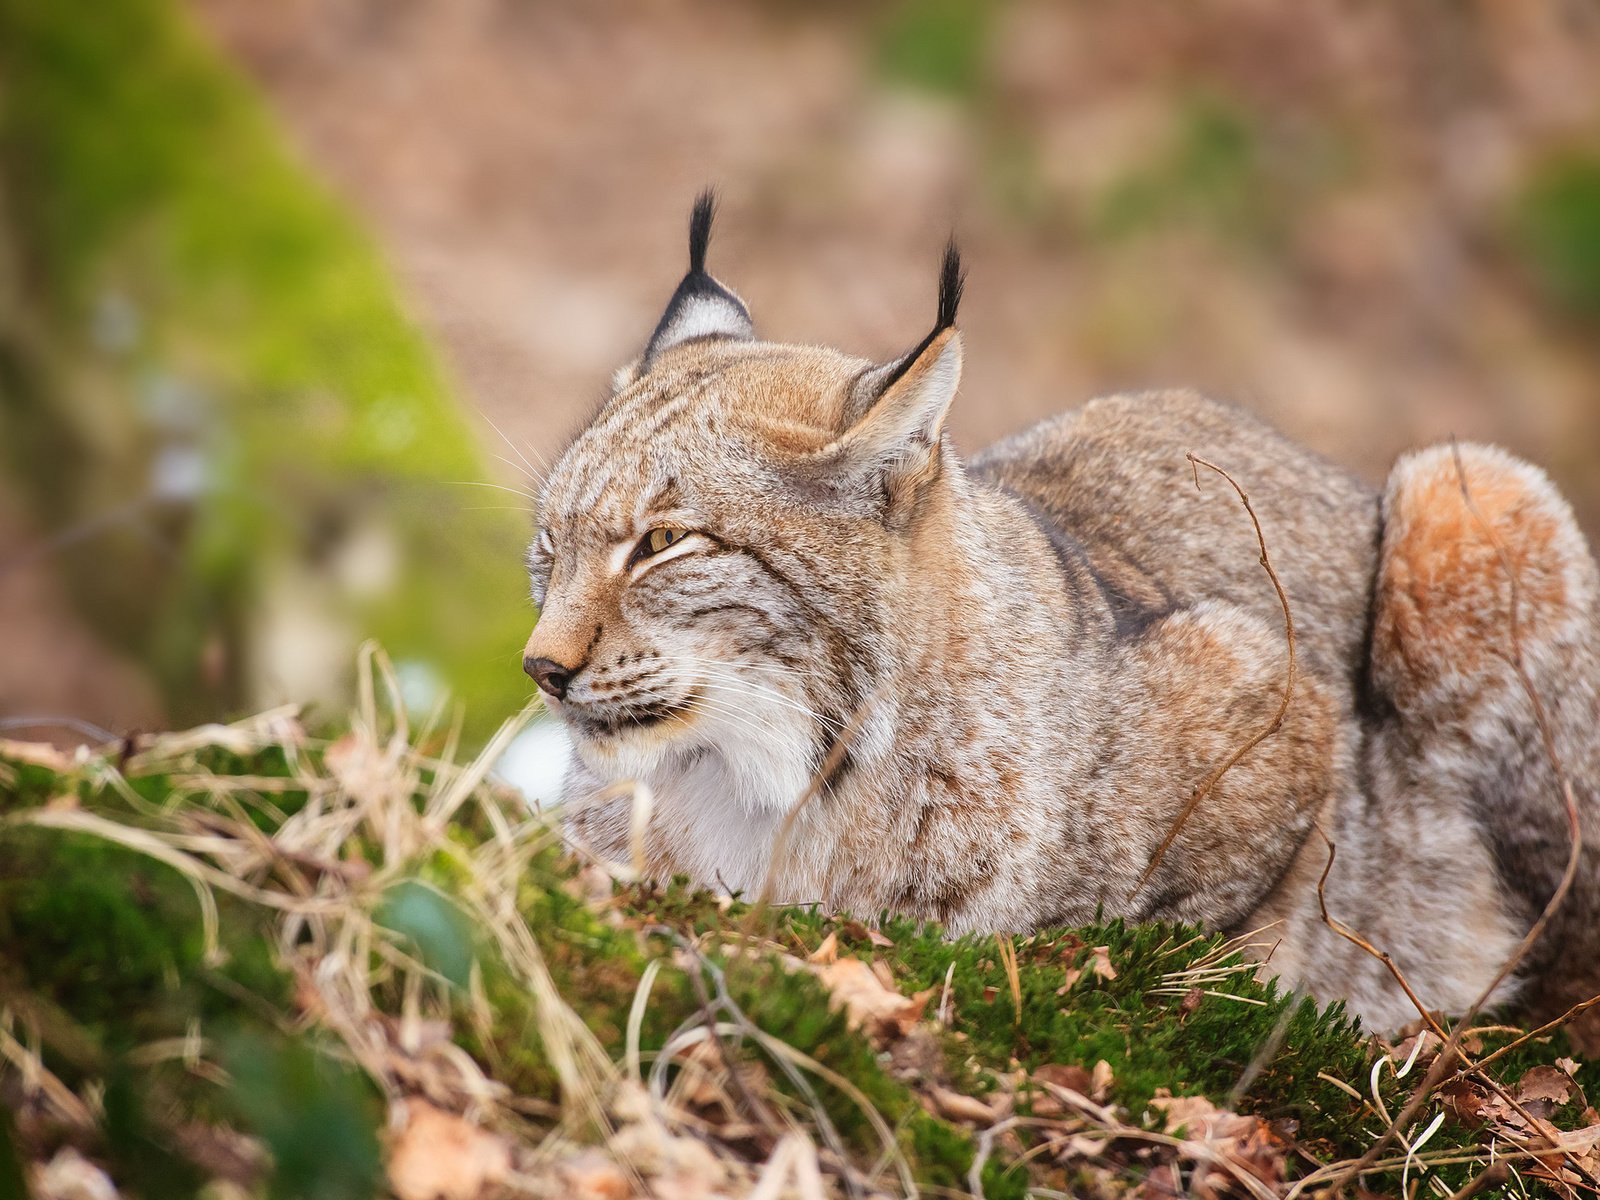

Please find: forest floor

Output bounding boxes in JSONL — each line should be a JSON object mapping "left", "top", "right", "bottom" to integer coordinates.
{"left": 4, "top": 651, "right": 1599, "bottom": 1199}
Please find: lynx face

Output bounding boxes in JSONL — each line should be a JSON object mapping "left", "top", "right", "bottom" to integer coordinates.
{"left": 524, "top": 196, "right": 966, "bottom": 813}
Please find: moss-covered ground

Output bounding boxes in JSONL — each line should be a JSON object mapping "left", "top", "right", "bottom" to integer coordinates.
{"left": 2, "top": 688, "right": 1597, "bottom": 1198}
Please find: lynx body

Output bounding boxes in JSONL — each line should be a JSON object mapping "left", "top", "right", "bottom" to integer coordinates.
{"left": 524, "top": 198, "right": 1600, "bottom": 1037}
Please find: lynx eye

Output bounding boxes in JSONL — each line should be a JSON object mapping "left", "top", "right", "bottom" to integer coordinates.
{"left": 631, "top": 525, "right": 692, "bottom": 567}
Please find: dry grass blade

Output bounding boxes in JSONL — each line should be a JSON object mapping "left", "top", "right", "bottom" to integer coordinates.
{"left": 1130, "top": 453, "right": 1297, "bottom": 898}
{"left": 0, "top": 1018, "right": 94, "bottom": 1128}
{"left": 996, "top": 936, "right": 1022, "bottom": 1030}
{"left": 6, "top": 647, "right": 646, "bottom": 1190}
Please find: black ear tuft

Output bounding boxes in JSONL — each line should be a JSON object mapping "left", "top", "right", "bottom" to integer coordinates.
{"left": 638, "top": 190, "right": 754, "bottom": 368}
{"left": 688, "top": 190, "right": 716, "bottom": 275}
{"left": 936, "top": 239, "right": 965, "bottom": 332}
{"left": 849, "top": 237, "right": 967, "bottom": 408}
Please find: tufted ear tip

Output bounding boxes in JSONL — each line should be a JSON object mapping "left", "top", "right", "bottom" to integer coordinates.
{"left": 639, "top": 192, "right": 755, "bottom": 370}
{"left": 820, "top": 325, "right": 962, "bottom": 508}
{"left": 688, "top": 189, "right": 716, "bottom": 274}
{"left": 838, "top": 237, "right": 967, "bottom": 430}
{"left": 936, "top": 239, "right": 965, "bottom": 333}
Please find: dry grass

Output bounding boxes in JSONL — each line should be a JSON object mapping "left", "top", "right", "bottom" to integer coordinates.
{"left": 3, "top": 642, "right": 1599, "bottom": 1199}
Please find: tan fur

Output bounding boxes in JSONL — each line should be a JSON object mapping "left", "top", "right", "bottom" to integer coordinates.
{"left": 524, "top": 213, "right": 1600, "bottom": 1040}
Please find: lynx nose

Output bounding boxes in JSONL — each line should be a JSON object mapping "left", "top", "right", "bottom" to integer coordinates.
{"left": 524, "top": 656, "right": 574, "bottom": 700}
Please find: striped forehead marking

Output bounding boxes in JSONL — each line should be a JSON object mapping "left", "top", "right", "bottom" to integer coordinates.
{"left": 586, "top": 362, "right": 720, "bottom": 447}
{"left": 556, "top": 372, "right": 721, "bottom": 516}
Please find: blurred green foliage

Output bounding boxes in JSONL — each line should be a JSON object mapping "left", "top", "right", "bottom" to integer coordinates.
{"left": 1095, "top": 98, "right": 1269, "bottom": 242}
{"left": 875, "top": 0, "right": 995, "bottom": 99}
{"left": 0, "top": 0, "right": 531, "bottom": 735}
{"left": 1515, "top": 151, "right": 1600, "bottom": 321}
{"left": 376, "top": 878, "right": 478, "bottom": 988}
{"left": 225, "top": 1034, "right": 384, "bottom": 1200}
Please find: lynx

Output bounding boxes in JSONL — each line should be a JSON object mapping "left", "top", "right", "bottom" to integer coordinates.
{"left": 522, "top": 195, "right": 1600, "bottom": 1040}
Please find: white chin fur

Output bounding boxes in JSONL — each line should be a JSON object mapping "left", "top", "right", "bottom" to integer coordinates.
{"left": 568, "top": 687, "right": 816, "bottom": 815}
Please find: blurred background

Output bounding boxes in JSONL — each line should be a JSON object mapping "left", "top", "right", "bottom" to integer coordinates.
{"left": 4, "top": 0, "right": 1599, "bottom": 796}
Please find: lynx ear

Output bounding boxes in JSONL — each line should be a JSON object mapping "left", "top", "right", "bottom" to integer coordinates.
{"left": 640, "top": 191, "right": 754, "bottom": 370}
{"left": 816, "top": 242, "right": 965, "bottom": 514}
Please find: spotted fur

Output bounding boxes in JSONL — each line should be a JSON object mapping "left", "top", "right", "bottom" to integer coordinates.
{"left": 523, "top": 201, "right": 1600, "bottom": 1041}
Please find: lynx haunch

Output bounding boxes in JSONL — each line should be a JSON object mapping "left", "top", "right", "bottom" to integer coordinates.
{"left": 523, "top": 195, "right": 1600, "bottom": 1041}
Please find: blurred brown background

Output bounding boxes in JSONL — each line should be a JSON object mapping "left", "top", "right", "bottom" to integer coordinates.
{"left": 200, "top": 0, "right": 1600, "bottom": 510}
{"left": 5, "top": 0, "right": 1599, "bottom": 745}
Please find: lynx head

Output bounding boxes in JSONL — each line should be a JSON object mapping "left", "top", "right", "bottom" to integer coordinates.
{"left": 523, "top": 194, "right": 967, "bottom": 809}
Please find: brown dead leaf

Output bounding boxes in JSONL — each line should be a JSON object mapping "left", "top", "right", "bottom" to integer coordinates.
{"left": 1180, "top": 987, "right": 1205, "bottom": 1017}
{"left": 1030, "top": 1064, "right": 1091, "bottom": 1115}
{"left": 1392, "top": 1029, "right": 1443, "bottom": 1070}
{"left": 1056, "top": 967, "right": 1083, "bottom": 994}
{"left": 1091, "top": 1059, "right": 1114, "bottom": 1103}
{"left": 1135, "top": 1163, "right": 1186, "bottom": 1199}
{"left": 806, "top": 931, "right": 838, "bottom": 965}
{"left": 670, "top": 1038, "right": 770, "bottom": 1114}
{"left": 1516, "top": 1063, "right": 1579, "bottom": 1119}
{"left": 1440, "top": 1079, "right": 1497, "bottom": 1127}
{"left": 929, "top": 1085, "right": 1003, "bottom": 1125}
{"left": 606, "top": 1083, "right": 732, "bottom": 1195}
{"left": 808, "top": 956, "right": 934, "bottom": 1042}
{"left": 866, "top": 928, "right": 896, "bottom": 948}
{"left": 1034, "top": 1064, "right": 1092, "bottom": 1094}
{"left": 1147, "top": 1090, "right": 1289, "bottom": 1196}
{"left": 388, "top": 1099, "right": 511, "bottom": 1200}
{"left": 1148, "top": 1089, "right": 1221, "bottom": 1137}
{"left": 1089, "top": 946, "right": 1118, "bottom": 981}
{"left": 559, "top": 1150, "right": 632, "bottom": 1200}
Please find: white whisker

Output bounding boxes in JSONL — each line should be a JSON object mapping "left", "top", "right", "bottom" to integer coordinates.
{"left": 478, "top": 411, "right": 549, "bottom": 487}
{"left": 678, "top": 694, "right": 781, "bottom": 744}
{"left": 644, "top": 662, "right": 842, "bottom": 733}
{"left": 453, "top": 479, "right": 539, "bottom": 504}
{"left": 655, "top": 652, "right": 811, "bottom": 685}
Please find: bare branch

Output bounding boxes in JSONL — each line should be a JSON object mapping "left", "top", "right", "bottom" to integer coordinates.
{"left": 1130, "top": 453, "right": 1297, "bottom": 898}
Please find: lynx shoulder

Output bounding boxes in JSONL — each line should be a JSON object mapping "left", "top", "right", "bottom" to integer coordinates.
{"left": 524, "top": 195, "right": 1600, "bottom": 1044}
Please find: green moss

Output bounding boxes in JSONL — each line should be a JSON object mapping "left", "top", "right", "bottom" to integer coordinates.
{"left": 3, "top": 739, "right": 1592, "bottom": 1196}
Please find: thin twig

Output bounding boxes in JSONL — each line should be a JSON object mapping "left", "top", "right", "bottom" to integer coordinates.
{"left": 1463, "top": 990, "right": 1600, "bottom": 1077}
{"left": 1446, "top": 440, "right": 1584, "bottom": 1015}
{"left": 682, "top": 940, "right": 784, "bottom": 1153}
{"left": 1444, "top": 1162, "right": 1510, "bottom": 1200}
{"left": 1130, "top": 453, "right": 1297, "bottom": 898}
{"left": 1325, "top": 445, "right": 1590, "bottom": 1195}
{"left": 745, "top": 693, "right": 877, "bottom": 930}
{"left": 1314, "top": 825, "right": 1447, "bottom": 1041}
